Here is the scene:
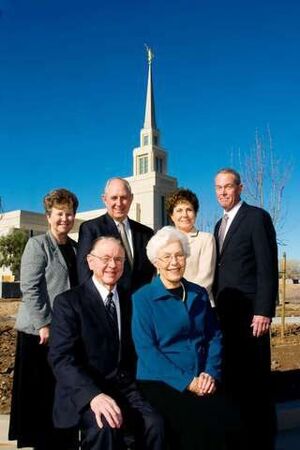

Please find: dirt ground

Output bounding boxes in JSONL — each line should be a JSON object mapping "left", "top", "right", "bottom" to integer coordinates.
{"left": 272, "top": 284, "right": 300, "bottom": 372}
{"left": 0, "top": 284, "right": 300, "bottom": 414}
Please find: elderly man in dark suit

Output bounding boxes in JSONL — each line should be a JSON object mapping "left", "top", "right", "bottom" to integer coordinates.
{"left": 213, "top": 168, "right": 278, "bottom": 450}
{"left": 49, "top": 236, "right": 164, "bottom": 450}
{"left": 77, "top": 177, "right": 155, "bottom": 293}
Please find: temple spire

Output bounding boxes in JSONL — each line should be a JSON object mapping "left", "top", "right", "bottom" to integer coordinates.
{"left": 143, "top": 45, "right": 157, "bottom": 130}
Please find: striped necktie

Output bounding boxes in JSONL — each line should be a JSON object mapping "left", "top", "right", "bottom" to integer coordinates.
{"left": 105, "top": 292, "right": 118, "bottom": 335}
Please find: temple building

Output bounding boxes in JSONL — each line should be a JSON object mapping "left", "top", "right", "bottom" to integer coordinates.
{"left": 0, "top": 48, "right": 178, "bottom": 280}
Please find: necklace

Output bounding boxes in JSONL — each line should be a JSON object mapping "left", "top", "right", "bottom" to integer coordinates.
{"left": 180, "top": 282, "right": 186, "bottom": 302}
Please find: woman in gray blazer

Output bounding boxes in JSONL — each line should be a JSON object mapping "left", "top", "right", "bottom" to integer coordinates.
{"left": 9, "top": 188, "right": 79, "bottom": 450}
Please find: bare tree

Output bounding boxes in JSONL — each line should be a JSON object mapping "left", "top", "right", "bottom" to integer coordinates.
{"left": 285, "top": 259, "right": 300, "bottom": 280}
{"left": 0, "top": 196, "right": 3, "bottom": 221}
{"left": 235, "top": 127, "right": 292, "bottom": 239}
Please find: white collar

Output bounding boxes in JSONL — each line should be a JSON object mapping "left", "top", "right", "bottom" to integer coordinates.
{"left": 224, "top": 200, "right": 243, "bottom": 220}
{"left": 114, "top": 217, "right": 130, "bottom": 229}
{"left": 92, "top": 275, "right": 117, "bottom": 305}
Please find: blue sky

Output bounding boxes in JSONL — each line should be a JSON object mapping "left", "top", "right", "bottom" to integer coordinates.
{"left": 0, "top": 0, "right": 299, "bottom": 258}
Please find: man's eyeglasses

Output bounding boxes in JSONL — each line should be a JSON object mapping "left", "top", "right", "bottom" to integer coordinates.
{"left": 89, "top": 254, "right": 125, "bottom": 265}
{"left": 157, "top": 253, "right": 185, "bottom": 264}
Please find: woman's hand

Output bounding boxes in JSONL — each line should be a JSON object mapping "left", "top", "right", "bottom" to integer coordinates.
{"left": 39, "top": 326, "right": 50, "bottom": 345}
{"left": 187, "top": 373, "right": 216, "bottom": 396}
{"left": 196, "top": 372, "right": 216, "bottom": 395}
{"left": 187, "top": 377, "right": 199, "bottom": 395}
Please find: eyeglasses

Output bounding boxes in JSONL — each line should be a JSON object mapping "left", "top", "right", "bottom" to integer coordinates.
{"left": 89, "top": 254, "right": 125, "bottom": 265}
{"left": 157, "top": 253, "right": 186, "bottom": 264}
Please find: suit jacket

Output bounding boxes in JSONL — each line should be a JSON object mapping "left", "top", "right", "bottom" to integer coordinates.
{"left": 213, "top": 202, "right": 278, "bottom": 319}
{"left": 77, "top": 213, "right": 155, "bottom": 292}
{"left": 132, "top": 276, "right": 222, "bottom": 392}
{"left": 15, "top": 231, "right": 77, "bottom": 335}
{"left": 48, "top": 278, "right": 135, "bottom": 428}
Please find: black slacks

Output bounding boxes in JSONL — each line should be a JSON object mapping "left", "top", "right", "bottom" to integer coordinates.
{"left": 138, "top": 381, "right": 243, "bottom": 450}
{"left": 218, "top": 303, "right": 277, "bottom": 450}
{"left": 9, "top": 332, "right": 79, "bottom": 450}
{"left": 79, "top": 374, "right": 165, "bottom": 450}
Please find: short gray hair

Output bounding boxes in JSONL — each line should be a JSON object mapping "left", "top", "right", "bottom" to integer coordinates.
{"left": 146, "top": 226, "right": 190, "bottom": 263}
{"left": 89, "top": 236, "right": 124, "bottom": 254}
{"left": 215, "top": 168, "right": 241, "bottom": 185}
{"left": 104, "top": 177, "right": 132, "bottom": 195}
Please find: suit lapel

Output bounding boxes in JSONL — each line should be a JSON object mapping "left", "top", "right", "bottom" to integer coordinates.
{"left": 183, "top": 279, "right": 199, "bottom": 311}
{"left": 215, "top": 219, "right": 221, "bottom": 240}
{"left": 220, "top": 203, "right": 248, "bottom": 254}
{"left": 46, "top": 231, "right": 69, "bottom": 272}
{"left": 103, "top": 213, "right": 119, "bottom": 236}
{"left": 103, "top": 214, "right": 134, "bottom": 271}
{"left": 118, "top": 287, "right": 129, "bottom": 336}
{"left": 128, "top": 219, "right": 138, "bottom": 265}
{"left": 84, "top": 279, "right": 118, "bottom": 341}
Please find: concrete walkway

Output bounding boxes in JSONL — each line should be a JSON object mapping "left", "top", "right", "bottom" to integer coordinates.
{"left": 272, "top": 316, "right": 300, "bottom": 325}
{"left": 1, "top": 401, "right": 300, "bottom": 449}
{"left": 0, "top": 415, "right": 31, "bottom": 450}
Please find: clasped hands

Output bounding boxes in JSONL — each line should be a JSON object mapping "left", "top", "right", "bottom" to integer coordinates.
{"left": 187, "top": 372, "right": 216, "bottom": 396}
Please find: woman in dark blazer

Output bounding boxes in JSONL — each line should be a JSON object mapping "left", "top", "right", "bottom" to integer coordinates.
{"left": 9, "top": 188, "right": 79, "bottom": 450}
{"left": 132, "top": 226, "right": 242, "bottom": 450}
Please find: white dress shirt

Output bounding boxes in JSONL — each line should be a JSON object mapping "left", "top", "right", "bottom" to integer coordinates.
{"left": 222, "top": 200, "right": 243, "bottom": 240}
{"left": 114, "top": 217, "right": 134, "bottom": 257}
{"left": 92, "top": 275, "right": 121, "bottom": 339}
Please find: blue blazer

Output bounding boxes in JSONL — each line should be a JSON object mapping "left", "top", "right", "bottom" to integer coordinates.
{"left": 132, "top": 276, "right": 222, "bottom": 392}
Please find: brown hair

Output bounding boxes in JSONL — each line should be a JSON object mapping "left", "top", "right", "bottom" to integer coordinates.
{"left": 165, "top": 188, "right": 199, "bottom": 217}
{"left": 43, "top": 188, "right": 79, "bottom": 215}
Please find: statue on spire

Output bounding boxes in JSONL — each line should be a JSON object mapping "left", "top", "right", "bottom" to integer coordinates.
{"left": 145, "top": 44, "right": 154, "bottom": 65}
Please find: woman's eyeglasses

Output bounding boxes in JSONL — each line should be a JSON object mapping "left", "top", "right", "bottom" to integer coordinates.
{"left": 157, "top": 253, "right": 185, "bottom": 264}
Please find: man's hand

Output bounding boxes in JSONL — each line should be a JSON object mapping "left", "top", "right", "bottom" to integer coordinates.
{"left": 251, "top": 315, "right": 272, "bottom": 337}
{"left": 90, "top": 393, "right": 123, "bottom": 429}
{"left": 39, "top": 325, "right": 50, "bottom": 345}
{"left": 187, "top": 373, "right": 216, "bottom": 396}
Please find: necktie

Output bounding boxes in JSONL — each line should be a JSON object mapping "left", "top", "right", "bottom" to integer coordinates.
{"left": 105, "top": 292, "right": 118, "bottom": 335}
{"left": 118, "top": 222, "right": 134, "bottom": 268}
{"left": 218, "top": 214, "right": 229, "bottom": 251}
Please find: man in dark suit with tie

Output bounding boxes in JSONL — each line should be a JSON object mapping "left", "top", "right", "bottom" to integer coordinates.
{"left": 49, "top": 236, "right": 164, "bottom": 450}
{"left": 213, "top": 168, "right": 278, "bottom": 450}
{"left": 77, "top": 177, "right": 155, "bottom": 293}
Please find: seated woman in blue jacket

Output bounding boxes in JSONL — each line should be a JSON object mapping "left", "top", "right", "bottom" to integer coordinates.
{"left": 132, "top": 226, "right": 242, "bottom": 450}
